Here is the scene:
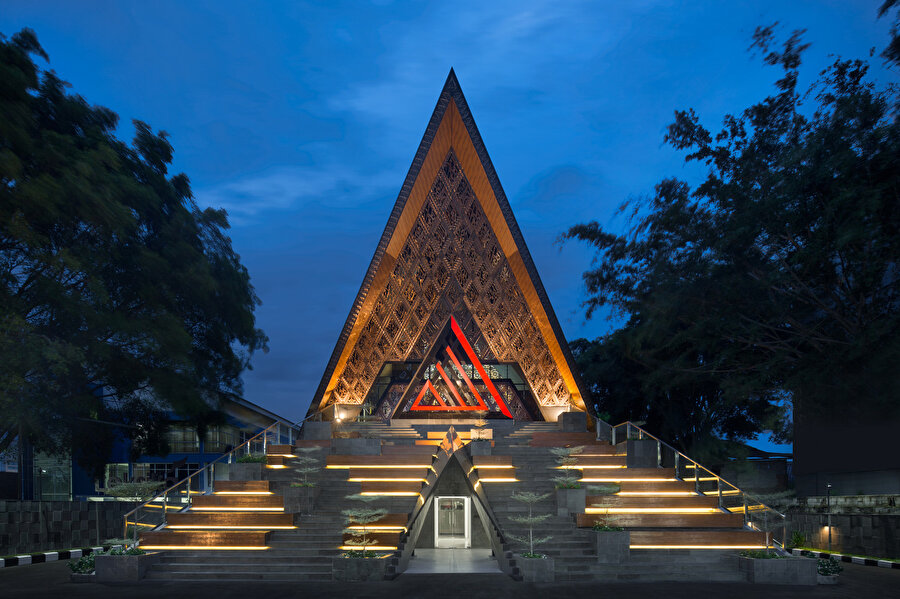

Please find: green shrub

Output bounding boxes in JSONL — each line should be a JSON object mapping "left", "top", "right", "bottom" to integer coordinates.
{"left": 817, "top": 559, "right": 843, "bottom": 576}
{"left": 591, "top": 521, "right": 624, "bottom": 532}
{"left": 236, "top": 453, "right": 268, "bottom": 463}
{"left": 68, "top": 553, "right": 96, "bottom": 574}
{"left": 788, "top": 530, "right": 806, "bottom": 550}
{"left": 740, "top": 549, "right": 782, "bottom": 559}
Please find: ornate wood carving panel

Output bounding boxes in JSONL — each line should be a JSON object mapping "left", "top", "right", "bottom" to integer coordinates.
{"left": 332, "top": 150, "right": 570, "bottom": 409}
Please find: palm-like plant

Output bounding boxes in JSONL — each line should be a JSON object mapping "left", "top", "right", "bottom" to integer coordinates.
{"left": 342, "top": 494, "right": 388, "bottom": 557}
{"left": 289, "top": 446, "right": 323, "bottom": 514}
{"left": 509, "top": 491, "right": 553, "bottom": 557}
{"left": 550, "top": 446, "right": 583, "bottom": 489}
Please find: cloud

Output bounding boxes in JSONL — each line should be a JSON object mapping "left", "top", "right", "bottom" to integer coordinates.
{"left": 194, "top": 162, "right": 399, "bottom": 223}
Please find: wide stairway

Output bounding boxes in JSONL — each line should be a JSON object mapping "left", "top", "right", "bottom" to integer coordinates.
{"left": 484, "top": 426, "right": 767, "bottom": 582}
{"left": 142, "top": 419, "right": 771, "bottom": 582}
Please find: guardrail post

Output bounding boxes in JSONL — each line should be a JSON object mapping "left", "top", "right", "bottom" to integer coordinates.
{"left": 263, "top": 429, "right": 267, "bottom": 455}
{"left": 626, "top": 423, "right": 632, "bottom": 440}
{"left": 611, "top": 425, "right": 617, "bottom": 446}
{"left": 674, "top": 453, "right": 680, "bottom": 479}
{"left": 694, "top": 465, "right": 699, "bottom": 495}
{"left": 717, "top": 478, "right": 722, "bottom": 511}
{"left": 657, "top": 440, "right": 662, "bottom": 468}
{"left": 743, "top": 496, "right": 749, "bottom": 527}
{"left": 288, "top": 425, "right": 293, "bottom": 446}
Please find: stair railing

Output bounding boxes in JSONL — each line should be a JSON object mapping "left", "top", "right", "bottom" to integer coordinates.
{"left": 122, "top": 421, "right": 290, "bottom": 543}
{"left": 602, "top": 420, "right": 787, "bottom": 549}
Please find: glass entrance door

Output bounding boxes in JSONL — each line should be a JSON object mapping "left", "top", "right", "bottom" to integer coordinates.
{"left": 434, "top": 496, "right": 470, "bottom": 548}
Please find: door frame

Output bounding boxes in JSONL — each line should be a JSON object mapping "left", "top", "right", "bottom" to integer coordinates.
{"left": 433, "top": 495, "right": 471, "bottom": 548}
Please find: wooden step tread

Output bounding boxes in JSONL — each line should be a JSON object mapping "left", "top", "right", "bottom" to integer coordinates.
{"left": 628, "top": 530, "right": 768, "bottom": 548}
{"left": 166, "top": 512, "right": 294, "bottom": 528}
{"left": 192, "top": 495, "right": 284, "bottom": 510}
{"left": 327, "top": 455, "right": 433, "bottom": 468}
{"left": 347, "top": 468, "right": 429, "bottom": 480}
{"left": 587, "top": 495, "right": 716, "bottom": 508}
{"left": 577, "top": 512, "right": 744, "bottom": 528}
{"left": 141, "top": 530, "right": 269, "bottom": 548}
{"left": 214, "top": 481, "right": 271, "bottom": 493}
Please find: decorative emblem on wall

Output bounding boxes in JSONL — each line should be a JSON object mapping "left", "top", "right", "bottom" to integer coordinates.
{"left": 408, "top": 316, "right": 513, "bottom": 417}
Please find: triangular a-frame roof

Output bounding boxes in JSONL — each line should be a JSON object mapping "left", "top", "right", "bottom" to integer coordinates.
{"left": 307, "top": 69, "right": 588, "bottom": 421}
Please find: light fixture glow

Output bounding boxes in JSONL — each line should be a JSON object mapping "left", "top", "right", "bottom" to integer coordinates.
{"left": 557, "top": 465, "right": 626, "bottom": 470}
{"left": 191, "top": 507, "right": 284, "bottom": 512}
{"left": 347, "top": 478, "right": 426, "bottom": 482}
{"left": 615, "top": 492, "right": 698, "bottom": 496}
{"left": 338, "top": 545, "right": 397, "bottom": 551}
{"left": 580, "top": 478, "right": 678, "bottom": 482}
{"left": 630, "top": 545, "right": 767, "bottom": 550}
{"left": 346, "top": 525, "right": 407, "bottom": 532}
{"left": 214, "top": 491, "right": 273, "bottom": 495}
{"left": 266, "top": 465, "right": 287, "bottom": 469}
{"left": 139, "top": 546, "right": 270, "bottom": 550}
{"left": 585, "top": 507, "right": 721, "bottom": 514}
{"left": 326, "top": 465, "right": 431, "bottom": 469}
{"left": 166, "top": 525, "right": 296, "bottom": 530}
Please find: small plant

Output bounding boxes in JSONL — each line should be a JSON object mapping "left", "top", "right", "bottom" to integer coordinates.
{"left": 590, "top": 508, "right": 623, "bottom": 531}
{"left": 289, "top": 446, "right": 323, "bottom": 514}
{"left": 788, "top": 530, "right": 806, "bottom": 550}
{"left": 587, "top": 483, "right": 621, "bottom": 496}
{"left": 509, "top": 491, "right": 553, "bottom": 557}
{"left": 817, "top": 558, "right": 843, "bottom": 576}
{"left": 342, "top": 494, "right": 388, "bottom": 557}
{"left": 236, "top": 453, "right": 268, "bottom": 463}
{"left": 740, "top": 549, "right": 782, "bottom": 559}
{"left": 550, "top": 446, "right": 583, "bottom": 489}
{"left": 68, "top": 553, "right": 96, "bottom": 574}
{"left": 104, "top": 481, "right": 164, "bottom": 500}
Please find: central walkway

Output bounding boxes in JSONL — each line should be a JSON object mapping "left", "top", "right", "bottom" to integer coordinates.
{"left": 405, "top": 549, "right": 503, "bottom": 574}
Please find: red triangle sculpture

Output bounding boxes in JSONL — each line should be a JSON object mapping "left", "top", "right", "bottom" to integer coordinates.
{"left": 409, "top": 316, "right": 513, "bottom": 417}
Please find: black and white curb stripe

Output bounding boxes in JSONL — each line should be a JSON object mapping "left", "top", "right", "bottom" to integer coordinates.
{"left": 0, "top": 546, "right": 118, "bottom": 569}
{"left": 792, "top": 548, "right": 900, "bottom": 570}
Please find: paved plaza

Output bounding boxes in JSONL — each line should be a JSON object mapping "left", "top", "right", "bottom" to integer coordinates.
{"left": 1, "top": 558, "right": 899, "bottom": 599}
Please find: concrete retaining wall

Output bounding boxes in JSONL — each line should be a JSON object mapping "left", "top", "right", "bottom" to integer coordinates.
{"left": 0, "top": 500, "right": 137, "bottom": 556}
{"left": 787, "top": 512, "right": 900, "bottom": 559}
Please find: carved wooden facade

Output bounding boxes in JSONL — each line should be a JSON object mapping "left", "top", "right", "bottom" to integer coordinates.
{"left": 307, "top": 70, "right": 588, "bottom": 421}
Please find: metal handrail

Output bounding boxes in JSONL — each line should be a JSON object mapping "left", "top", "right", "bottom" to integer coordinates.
{"left": 123, "top": 404, "right": 338, "bottom": 540}
{"left": 122, "top": 421, "right": 284, "bottom": 538}
{"left": 600, "top": 419, "right": 787, "bottom": 548}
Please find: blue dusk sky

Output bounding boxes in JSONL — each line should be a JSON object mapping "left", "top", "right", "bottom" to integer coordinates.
{"left": 1, "top": 1, "right": 894, "bottom": 452}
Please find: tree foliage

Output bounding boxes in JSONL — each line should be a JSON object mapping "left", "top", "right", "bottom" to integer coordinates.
{"left": 565, "top": 15, "right": 900, "bottom": 454}
{"left": 0, "top": 29, "right": 267, "bottom": 476}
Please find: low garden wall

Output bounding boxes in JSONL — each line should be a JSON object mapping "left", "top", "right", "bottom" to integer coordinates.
{"left": 786, "top": 512, "right": 900, "bottom": 560}
{"left": 0, "top": 500, "right": 137, "bottom": 556}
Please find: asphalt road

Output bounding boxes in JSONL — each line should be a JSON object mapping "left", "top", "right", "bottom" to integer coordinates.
{"left": 1, "top": 558, "right": 898, "bottom": 599}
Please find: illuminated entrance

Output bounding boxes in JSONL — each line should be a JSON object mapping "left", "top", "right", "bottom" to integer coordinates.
{"left": 434, "top": 496, "right": 471, "bottom": 548}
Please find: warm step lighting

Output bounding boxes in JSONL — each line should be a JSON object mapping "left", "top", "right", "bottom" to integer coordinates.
{"left": 265, "top": 465, "right": 287, "bottom": 469}
{"left": 585, "top": 507, "right": 722, "bottom": 514}
{"left": 326, "top": 464, "right": 431, "bottom": 469}
{"left": 617, "top": 492, "right": 698, "bottom": 496}
{"left": 166, "top": 525, "right": 297, "bottom": 530}
{"left": 139, "top": 546, "right": 270, "bottom": 551}
{"left": 556, "top": 465, "right": 626, "bottom": 469}
{"left": 191, "top": 507, "right": 284, "bottom": 512}
{"left": 346, "top": 525, "right": 407, "bottom": 532}
{"left": 347, "top": 478, "right": 426, "bottom": 482}
{"left": 213, "top": 491, "right": 273, "bottom": 495}
{"left": 358, "top": 491, "right": 420, "bottom": 497}
{"left": 580, "top": 477, "right": 678, "bottom": 482}
{"left": 338, "top": 545, "right": 397, "bottom": 551}
{"left": 702, "top": 489, "right": 740, "bottom": 495}
{"left": 631, "top": 545, "right": 768, "bottom": 550}
{"left": 478, "top": 478, "right": 518, "bottom": 482}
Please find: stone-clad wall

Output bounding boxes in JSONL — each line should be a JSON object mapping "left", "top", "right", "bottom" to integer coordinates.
{"left": 0, "top": 500, "right": 138, "bottom": 555}
{"left": 787, "top": 512, "right": 900, "bottom": 559}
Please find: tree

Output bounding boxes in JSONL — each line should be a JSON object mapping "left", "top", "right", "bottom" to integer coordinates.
{"left": 0, "top": 29, "right": 268, "bottom": 478}
{"left": 565, "top": 15, "right": 899, "bottom": 452}
{"left": 341, "top": 494, "right": 389, "bottom": 556}
{"left": 508, "top": 491, "right": 552, "bottom": 557}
